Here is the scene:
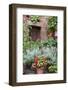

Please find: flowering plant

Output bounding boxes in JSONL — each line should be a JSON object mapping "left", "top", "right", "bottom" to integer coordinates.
{"left": 34, "top": 55, "right": 47, "bottom": 68}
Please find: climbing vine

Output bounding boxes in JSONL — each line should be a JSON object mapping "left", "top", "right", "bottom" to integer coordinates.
{"left": 48, "top": 16, "right": 57, "bottom": 32}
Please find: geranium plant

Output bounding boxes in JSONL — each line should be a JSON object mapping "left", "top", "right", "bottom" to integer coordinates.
{"left": 32, "top": 55, "right": 47, "bottom": 74}
{"left": 34, "top": 56, "right": 47, "bottom": 68}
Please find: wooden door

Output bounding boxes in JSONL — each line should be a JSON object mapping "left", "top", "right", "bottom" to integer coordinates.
{"left": 29, "top": 26, "right": 41, "bottom": 41}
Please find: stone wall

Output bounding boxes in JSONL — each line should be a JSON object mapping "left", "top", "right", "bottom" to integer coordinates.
{"left": 23, "top": 15, "right": 48, "bottom": 41}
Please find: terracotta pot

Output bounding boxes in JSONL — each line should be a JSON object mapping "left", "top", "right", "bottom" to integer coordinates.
{"left": 32, "top": 63, "right": 47, "bottom": 74}
{"left": 36, "top": 67, "right": 44, "bottom": 74}
{"left": 48, "top": 32, "right": 53, "bottom": 37}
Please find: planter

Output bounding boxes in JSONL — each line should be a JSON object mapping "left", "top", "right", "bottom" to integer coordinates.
{"left": 32, "top": 56, "right": 47, "bottom": 74}
{"left": 48, "top": 31, "right": 55, "bottom": 38}
{"left": 36, "top": 67, "right": 44, "bottom": 74}
{"left": 32, "top": 63, "right": 47, "bottom": 74}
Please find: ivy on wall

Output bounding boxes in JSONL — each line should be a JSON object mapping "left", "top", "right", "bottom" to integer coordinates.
{"left": 48, "top": 16, "right": 57, "bottom": 32}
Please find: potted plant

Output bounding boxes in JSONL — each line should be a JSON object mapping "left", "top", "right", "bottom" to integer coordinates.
{"left": 32, "top": 55, "right": 47, "bottom": 74}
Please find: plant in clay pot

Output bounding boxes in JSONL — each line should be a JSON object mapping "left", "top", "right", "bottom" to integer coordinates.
{"left": 48, "top": 30, "right": 55, "bottom": 38}
{"left": 32, "top": 55, "right": 47, "bottom": 74}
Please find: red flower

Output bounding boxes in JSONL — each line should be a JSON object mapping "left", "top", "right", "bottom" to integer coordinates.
{"left": 34, "top": 56, "right": 38, "bottom": 65}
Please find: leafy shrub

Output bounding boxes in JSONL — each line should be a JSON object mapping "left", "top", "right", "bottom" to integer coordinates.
{"left": 42, "top": 47, "right": 57, "bottom": 65}
{"left": 23, "top": 38, "right": 57, "bottom": 64}
{"left": 48, "top": 64, "right": 57, "bottom": 73}
{"left": 43, "top": 38, "right": 57, "bottom": 47}
{"left": 23, "top": 48, "right": 41, "bottom": 65}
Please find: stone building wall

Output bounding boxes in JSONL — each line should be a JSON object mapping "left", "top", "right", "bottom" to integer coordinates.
{"left": 40, "top": 16, "right": 48, "bottom": 40}
{"left": 23, "top": 15, "right": 48, "bottom": 41}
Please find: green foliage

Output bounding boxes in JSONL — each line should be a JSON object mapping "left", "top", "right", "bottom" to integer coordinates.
{"left": 23, "top": 47, "right": 40, "bottom": 64}
{"left": 23, "top": 23, "right": 32, "bottom": 52}
{"left": 36, "top": 56, "right": 46, "bottom": 68}
{"left": 43, "top": 47, "right": 57, "bottom": 65}
{"left": 23, "top": 38, "right": 57, "bottom": 63}
{"left": 30, "top": 40, "right": 41, "bottom": 49}
{"left": 48, "top": 16, "right": 57, "bottom": 32}
{"left": 40, "top": 39, "right": 57, "bottom": 66}
{"left": 48, "top": 64, "right": 57, "bottom": 73}
{"left": 42, "top": 38, "right": 57, "bottom": 47}
{"left": 23, "top": 49, "right": 34, "bottom": 65}
{"left": 30, "top": 15, "right": 40, "bottom": 23}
